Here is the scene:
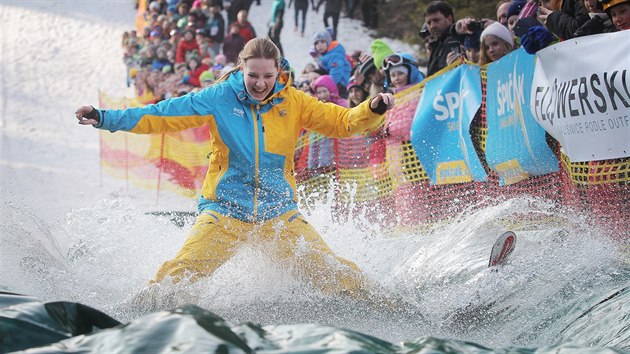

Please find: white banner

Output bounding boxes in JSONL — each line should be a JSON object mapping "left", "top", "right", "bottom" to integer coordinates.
{"left": 530, "top": 31, "right": 630, "bottom": 162}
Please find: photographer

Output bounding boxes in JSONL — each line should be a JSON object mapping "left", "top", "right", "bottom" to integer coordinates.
{"left": 422, "top": 1, "right": 490, "bottom": 76}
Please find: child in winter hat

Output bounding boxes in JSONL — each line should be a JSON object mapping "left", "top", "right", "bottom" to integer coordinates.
{"left": 370, "top": 39, "right": 394, "bottom": 70}
{"left": 312, "top": 31, "right": 332, "bottom": 48}
{"left": 480, "top": 22, "right": 514, "bottom": 48}
{"left": 479, "top": 22, "right": 515, "bottom": 65}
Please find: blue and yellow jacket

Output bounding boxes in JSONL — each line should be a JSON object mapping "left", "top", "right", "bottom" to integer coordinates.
{"left": 96, "top": 60, "right": 383, "bottom": 222}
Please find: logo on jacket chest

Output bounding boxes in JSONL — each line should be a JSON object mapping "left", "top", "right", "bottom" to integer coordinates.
{"left": 232, "top": 107, "right": 245, "bottom": 118}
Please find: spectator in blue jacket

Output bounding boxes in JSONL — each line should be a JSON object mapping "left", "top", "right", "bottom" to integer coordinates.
{"left": 311, "top": 30, "right": 351, "bottom": 98}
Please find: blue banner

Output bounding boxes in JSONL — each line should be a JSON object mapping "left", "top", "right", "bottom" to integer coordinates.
{"left": 485, "top": 48, "right": 558, "bottom": 186}
{"left": 410, "top": 64, "right": 487, "bottom": 185}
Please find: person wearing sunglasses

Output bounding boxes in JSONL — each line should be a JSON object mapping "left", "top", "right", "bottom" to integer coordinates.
{"left": 381, "top": 53, "right": 425, "bottom": 93}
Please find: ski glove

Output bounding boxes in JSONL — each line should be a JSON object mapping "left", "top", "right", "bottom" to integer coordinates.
{"left": 574, "top": 16, "right": 604, "bottom": 37}
{"left": 521, "top": 26, "right": 555, "bottom": 54}
{"left": 83, "top": 106, "right": 101, "bottom": 124}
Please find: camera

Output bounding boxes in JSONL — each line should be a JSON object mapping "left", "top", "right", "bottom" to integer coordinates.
{"left": 467, "top": 20, "right": 485, "bottom": 32}
{"left": 418, "top": 23, "right": 430, "bottom": 39}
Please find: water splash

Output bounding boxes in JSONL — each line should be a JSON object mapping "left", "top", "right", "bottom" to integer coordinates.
{"left": 0, "top": 196, "right": 627, "bottom": 347}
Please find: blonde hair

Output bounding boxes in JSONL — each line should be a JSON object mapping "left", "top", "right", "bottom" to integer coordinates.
{"left": 215, "top": 37, "right": 282, "bottom": 84}
{"left": 478, "top": 35, "right": 514, "bottom": 66}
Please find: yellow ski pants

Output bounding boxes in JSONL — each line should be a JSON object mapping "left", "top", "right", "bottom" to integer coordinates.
{"left": 153, "top": 210, "right": 370, "bottom": 299}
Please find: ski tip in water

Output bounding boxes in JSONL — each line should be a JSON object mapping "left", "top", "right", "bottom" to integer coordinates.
{"left": 489, "top": 231, "right": 516, "bottom": 267}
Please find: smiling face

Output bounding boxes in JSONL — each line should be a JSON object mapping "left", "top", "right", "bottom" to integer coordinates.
{"left": 389, "top": 69, "right": 409, "bottom": 88}
{"left": 610, "top": 3, "right": 630, "bottom": 30}
{"left": 348, "top": 87, "right": 366, "bottom": 104}
{"left": 242, "top": 57, "right": 279, "bottom": 101}
{"left": 315, "top": 86, "right": 331, "bottom": 102}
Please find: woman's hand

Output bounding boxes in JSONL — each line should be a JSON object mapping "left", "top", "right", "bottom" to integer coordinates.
{"left": 370, "top": 92, "right": 395, "bottom": 114}
{"left": 75, "top": 105, "right": 99, "bottom": 126}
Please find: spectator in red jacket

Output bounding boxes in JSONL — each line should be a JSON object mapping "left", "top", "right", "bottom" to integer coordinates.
{"left": 181, "top": 57, "right": 210, "bottom": 87}
{"left": 236, "top": 9, "right": 257, "bottom": 43}
{"left": 175, "top": 28, "right": 201, "bottom": 63}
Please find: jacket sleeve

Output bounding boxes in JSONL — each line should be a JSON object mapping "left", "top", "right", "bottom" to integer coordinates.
{"left": 296, "top": 88, "right": 384, "bottom": 138}
{"left": 545, "top": 0, "right": 590, "bottom": 39}
{"left": 96, "top": 91, "right": 215, "bottom": 134}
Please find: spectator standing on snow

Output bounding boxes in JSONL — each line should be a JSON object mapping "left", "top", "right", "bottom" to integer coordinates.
{"left": 268, "top": 0, "right": 286, "bottom": 55}
{"left": 314, "top": 0, "right": 342, "bottom": 40}
{"left": 205, "top": 0, "right": 225, "bottom": 58}
{"left": 288, "top": 0, "right": 315, "bottom": 37}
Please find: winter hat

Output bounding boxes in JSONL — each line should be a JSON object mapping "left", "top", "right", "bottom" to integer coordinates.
{"left": 389, "top": 65, "right": 409, "bottom": 76}
{"left": 480, "top": 22, "right": 514, "bottom": 48}
{"left": 371, "top": 39, "right": 394, "bottom": 70}
{"left": 312, "top": 31, "right": 332, "bottom": 47}
{"left": 313, "top": 75, "right": 339, "bottom": 96}
{"left": 346, "top": 78, "right": 364, "bottom": 92}
{"left": 507, "top": 0, "right": 526, "bottom": 19}
{"left": 149, "top": 1, "right": 160, "bottom": 11}
{"left": 200, "top": 70, "right": 215, "bottom": 83}
{"left": 129, "top": 67, "right": 139, "bottom": 79}
{"left": 359, "top": 57, "right": 376, "bottom": 78}
{"left": 463, "top": 30, "right": 482, "bottom": 50}
{"left": 601, "top": 0, "right": 630, "bottom": 11}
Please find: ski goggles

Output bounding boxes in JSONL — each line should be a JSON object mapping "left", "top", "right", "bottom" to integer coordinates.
{"left": 382, "top": 54, "right": 418, "bottom": 71}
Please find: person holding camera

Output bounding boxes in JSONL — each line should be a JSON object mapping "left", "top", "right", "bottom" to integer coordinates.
{"left": 422, "top": 1, "right": 489, "bottom": 76}
{"left": 422, "top": 1, "right": 460, "bottom": 76}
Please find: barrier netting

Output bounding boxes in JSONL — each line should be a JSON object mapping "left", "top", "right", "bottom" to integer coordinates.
{"left": 99, "top": 66, "right": 629, "bottom": 236}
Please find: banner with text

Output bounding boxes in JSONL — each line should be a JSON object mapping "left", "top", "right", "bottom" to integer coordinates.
{"left": 530, "top": 31, "right": 630, "bottom": 162}
{"left": 411, "top": 64, "right": 487, "bottom": 185}
{"left": 486, "top": 48, "right": 559, "bottom": 186}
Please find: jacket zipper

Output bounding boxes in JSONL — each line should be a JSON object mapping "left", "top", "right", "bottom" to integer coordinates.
{"left": 252, "top": 104, "right": 261, "bottom": 222}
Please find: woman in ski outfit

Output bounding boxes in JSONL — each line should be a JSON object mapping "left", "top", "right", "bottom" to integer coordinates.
{"left": 75, "top": 38, "right": 394, "bottom": 301}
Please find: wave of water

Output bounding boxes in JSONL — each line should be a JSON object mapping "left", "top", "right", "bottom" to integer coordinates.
{"left": 1, "top": 196, "right": 628, "bottom": 351}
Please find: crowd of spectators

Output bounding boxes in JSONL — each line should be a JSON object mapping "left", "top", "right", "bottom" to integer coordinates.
{"left": 123, "top": 0, "right": 629, "bottom": 105}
